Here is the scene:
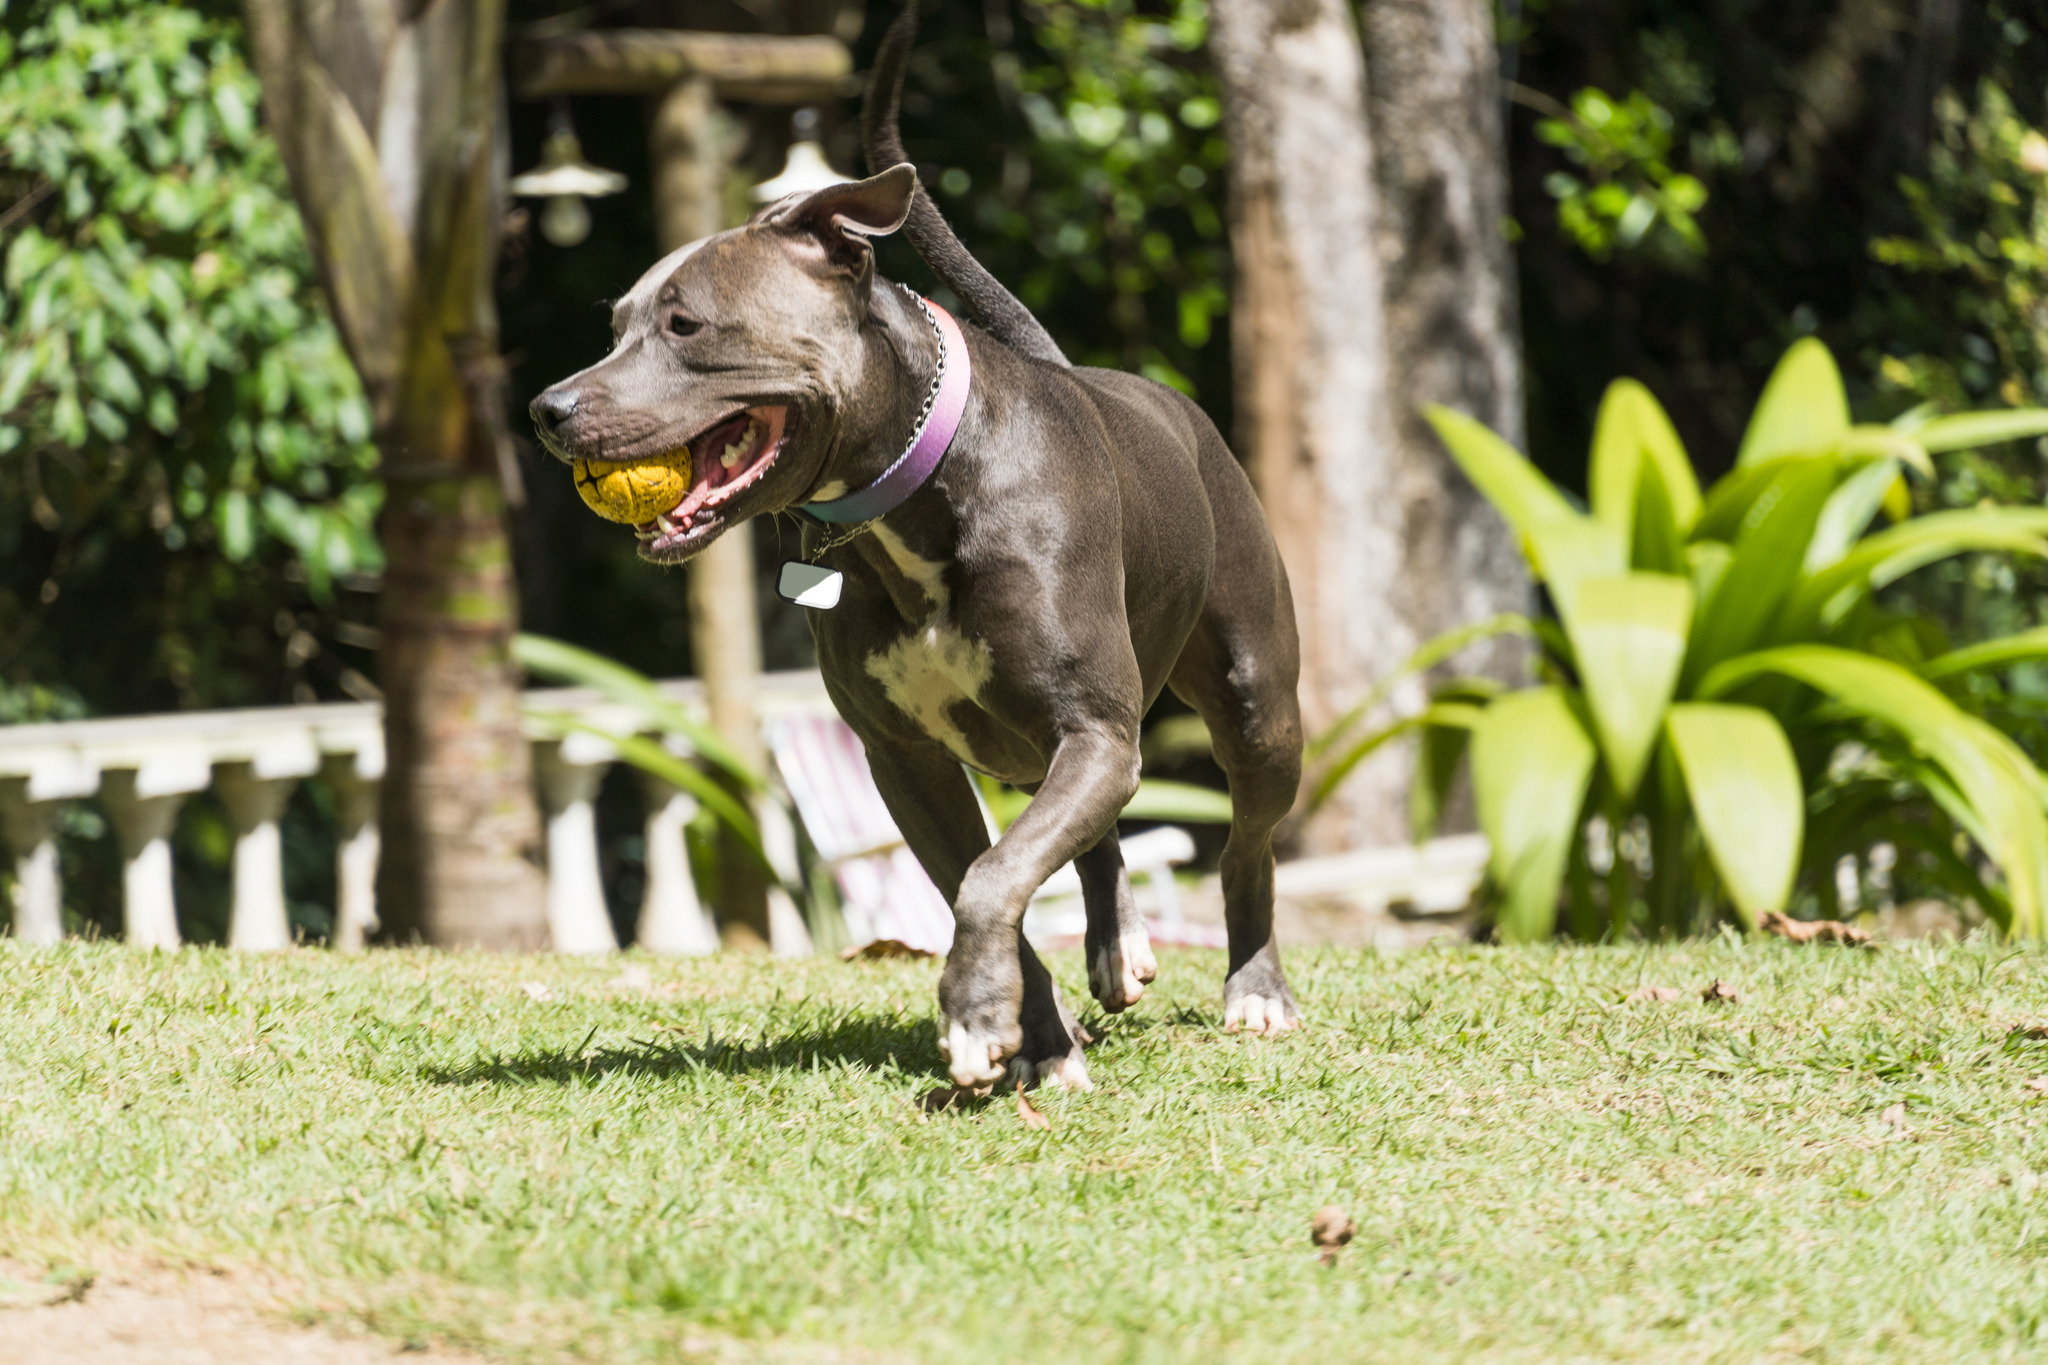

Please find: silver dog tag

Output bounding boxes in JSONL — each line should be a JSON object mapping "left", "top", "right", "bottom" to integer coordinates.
{"left": 776, "top": 560, "right": 843, "bottom": 609}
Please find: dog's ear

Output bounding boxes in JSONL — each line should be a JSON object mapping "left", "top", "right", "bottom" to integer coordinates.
{"left": 759, "top": 164, "right": 917, "bottom": 280}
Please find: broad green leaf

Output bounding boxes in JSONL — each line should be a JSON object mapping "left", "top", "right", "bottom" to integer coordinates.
{"left": 513, "top": 633, "right": 762, "bottom": 789}
{"left": 1835, "top": 425, "right": 1933, "bottom": 477}
{"left": 1663, "top": 703, "right": 1801, "bottom": 927}
{"left": 1308, "top": 613, "right": 1531, "bottom": 763}
{"left": 1694, "top": 454, "right": 1836, "bottom": 543}
{"left": 1471, "top": 687, "right": 1596, "bottom": 943}
{"left": 1589, "top": 379, "right": 1703, "bottom": 553}
{"left": 1880, "top": 473, "right": 1912, "bottom": 523}
{"left": 1687, "top": 540, "right": 1733, "bottom": 619}
{"left": 1310, "top": 702, "right": 1486, "bottom": 810}
{"left": 1631, "top": 455, "right": 1690, "bottom": 574}
{"left": 1426, "top": 406, "right": 1579, "bottom": 530}
{"left": 1803, "top": 457, "right": 1901, "bottom": 574}
{"left": 1409, "top": 718, "right": 1472, "bottom": 842}
{"left": 1426, "top": 406, "right": 1624, "bottom": 606}
{"left": 1779, "top": 508, "right": 2048, "bottom": 636}
{"left": 1569, "top": 573, "right": 1694, "bottom": 798}
{"left": 1120, "top": 779, "right": 1232, "bottom": 823}
{"left": 1684, "top": 458, "right": 1841, "bottom": 683}
{"left": 1535, "top": 516, "right": 1630, "bottom": 629}
{"left": 1921, "top": 626, "right": 2048, "bottom": 681}
{"left": 1912, "top": 409, "right": 2048, "bottom": 453}
{"left": 1737, "top": 338, "right": 1850, "bottom": 467}
{"left": 1699, "top": 644, "right": 2048, "bottom": 937}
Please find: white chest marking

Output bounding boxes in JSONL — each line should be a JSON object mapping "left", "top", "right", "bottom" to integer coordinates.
{"left": 862, "top": 526, "right": 994, "bottom": 767}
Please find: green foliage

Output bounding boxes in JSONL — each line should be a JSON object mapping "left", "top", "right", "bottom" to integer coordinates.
{"left": 0, "top": 0, "right": 379, "bottom": 597}
{"left": 1872, "top": 82, "right": 2048, "bottom": 418}
{"left": 1533, "top": 86, "right": 1715, "bottom": 266}
{"left": 1315, "top": 340, "right": 2048, "bottom": 941}
{"left": 892, "top": 0, "right": 1228, "bottom": 395}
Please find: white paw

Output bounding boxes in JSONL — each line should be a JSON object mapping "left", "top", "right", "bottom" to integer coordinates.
{"left": 1012, "top": 1052, "right": 1093, "bottom": 1093}
{"left": 1090, "top": 929, "right": 1159, "bottom": 1009}
{"left": 941, "top": 1017, "right": 1008, "bottom": 1089}
{"left": 1224, "top": 992, "right": 1299, "bottom": 1036}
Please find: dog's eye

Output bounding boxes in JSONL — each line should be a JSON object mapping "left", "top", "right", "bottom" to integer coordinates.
{"left": 668, "top": 314, "right": 703, "bottom": 339}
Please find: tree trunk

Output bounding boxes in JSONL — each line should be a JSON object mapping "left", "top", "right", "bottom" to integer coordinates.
{"left": 247, "top": 0, "right": 549, "bottom": 948}
{"left": 1361, "top": 0, "right": 1531, "bottom": 782}
{"left": 1211, "top": 0, "right": 1528, "bottom": 852}
{"left": 1208, "top": 0, "right": 1407, "bottom": 854}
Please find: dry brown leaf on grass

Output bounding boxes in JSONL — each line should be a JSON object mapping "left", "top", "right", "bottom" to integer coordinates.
{"left": 2010, "top": 1024, "right": 2048, "bottom": 1041}
{"left": 919, "top": 1086, "right": 974, "bottom": 1114}
{"left": 1879, "top": 1101, "right": 1908, "bottom": 1132}
{"left": 1701, "top": 979, "right": 1740, "bottom": 1004}
{"left": 1311, "top": 1206, "right": 1356, "bottom": 1265}
{"left": 1626, "top": 986, "right": 1684, "bottom": 1003}
{"left": 1759, "top": 911, "right": 1871, "bottom": 946}
{"left": 1016, "top": 1091, "right": 1051, "bottom": 1130}
{"left": 518, "top": 981, "right": 552, "bottom": 1002}
{"left": 840, "top": 939, "right": 937, "bottom": 961}
{"left": 2026, "top": 1077, "right": 2048, "bottom": 1094}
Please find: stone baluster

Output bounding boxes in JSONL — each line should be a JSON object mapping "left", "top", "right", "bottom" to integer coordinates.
{"left": 101, "top": 750, "right": 210, "bottom": 950}
{"left": 533, "top": 733, "right": 619, "bottom": 954}
{"left": 758, "top": 794, "right": 814, "bottom": 959}
{"left": 634, "top": 768, "right": 717, "bottom": 955}
{"left": 214, "top": 732, "right": 319, "bottom": 951}
{"left": 0, "top": 753, "right": 98, "bottom": 944}
{"left": 0, "top": 780, "right": 65, "bottom": 945}
{"left": 321, "top": 746, "right": 383, "bottom": 952}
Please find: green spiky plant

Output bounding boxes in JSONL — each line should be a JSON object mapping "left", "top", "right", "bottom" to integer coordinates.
{"left": 1312, "top": 340, "right": 2048, "bottom": 941}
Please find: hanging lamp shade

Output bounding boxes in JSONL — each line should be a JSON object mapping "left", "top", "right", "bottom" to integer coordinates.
{"left": 510, "top": 106, "right": 626, "bottom": 247}
{"left": 752, "top": 107, "right": 853, "bottom": 203}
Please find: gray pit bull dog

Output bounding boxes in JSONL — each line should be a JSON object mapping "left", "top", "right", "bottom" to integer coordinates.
{"left": 530, "top": 8, "right": 1303, "bottom": 1090}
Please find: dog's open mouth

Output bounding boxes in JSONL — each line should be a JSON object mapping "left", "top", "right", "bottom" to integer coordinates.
{"left": 635, "top": 405, "right": 789, "bottom": 557}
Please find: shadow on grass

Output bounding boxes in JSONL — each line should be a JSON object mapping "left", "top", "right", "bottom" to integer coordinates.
{"left": 421, "top": 999, "right": 1194, "bottom": 1089}
{"left": 423, "top": 1011, "right": 946, "bottom": 1086}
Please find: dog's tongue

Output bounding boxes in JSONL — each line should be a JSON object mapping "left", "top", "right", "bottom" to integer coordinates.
{"left": 666, "top": 409, "right": 787, "bottom": 529}
{"left": 667, "top": 414, "right": 755, "bottom": 525}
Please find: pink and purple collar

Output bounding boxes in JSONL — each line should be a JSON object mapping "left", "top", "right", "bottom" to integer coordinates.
{"left": 799, "top": 293, "right": 969, "bottom": 525}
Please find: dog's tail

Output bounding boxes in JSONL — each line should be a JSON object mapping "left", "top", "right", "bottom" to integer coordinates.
{"left": 863, "top": 3, "right": 1071, "bottom": 368}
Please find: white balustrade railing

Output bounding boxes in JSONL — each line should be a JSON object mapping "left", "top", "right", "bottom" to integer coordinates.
{"left": 0, "top": 671, "right": 834, "bottom": 953}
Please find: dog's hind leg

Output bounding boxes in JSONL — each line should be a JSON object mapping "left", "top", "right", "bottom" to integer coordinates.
{"left": 1077, "top": 832, "right": 1157, "bottom": 1012}
{"left": 863, "top": 742, "right": 1090, "bottom": 1090}
{"left": 1167, "top": 500, "right": 1305, "bottom": 1035}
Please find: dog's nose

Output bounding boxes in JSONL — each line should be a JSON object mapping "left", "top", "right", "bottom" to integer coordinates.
{"left": 530, "top": 388, "right": 579, "bottom": 432}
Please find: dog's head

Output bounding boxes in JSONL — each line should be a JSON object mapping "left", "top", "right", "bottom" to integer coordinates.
{"left": 529, "top": 164, "right": 918, "bottom": 563}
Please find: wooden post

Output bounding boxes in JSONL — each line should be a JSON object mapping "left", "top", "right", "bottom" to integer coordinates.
{"left": 649, "top": 75, "right": 773, "bottom": 951}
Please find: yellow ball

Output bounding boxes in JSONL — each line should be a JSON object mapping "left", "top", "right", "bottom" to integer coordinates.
{"left": 571, "top": 450, "right": 694, "bottom": 525}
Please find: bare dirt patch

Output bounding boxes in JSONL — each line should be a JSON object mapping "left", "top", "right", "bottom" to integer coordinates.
{"left": 1, "top": 1258, "right": 478, "bottom": 1365}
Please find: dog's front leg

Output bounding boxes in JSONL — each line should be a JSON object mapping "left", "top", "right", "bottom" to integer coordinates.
{"left": 861, "top": 740, "right": 1095, "bottom": 1091}
{"left": 938, "top": 726, "right": 1139, "bottom": 1090}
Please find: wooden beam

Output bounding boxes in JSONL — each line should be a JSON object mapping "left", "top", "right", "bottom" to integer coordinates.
{"left": 511, "top": 30, "right": 852, "bottom": 103}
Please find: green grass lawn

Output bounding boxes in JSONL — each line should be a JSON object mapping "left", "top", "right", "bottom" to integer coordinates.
{"left": 7, "top": 939, "right": 2048, "bottom": 1362}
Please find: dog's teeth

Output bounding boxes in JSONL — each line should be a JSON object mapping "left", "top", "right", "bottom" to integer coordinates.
{"left": 656, "top": 513, "right": 677, "bottom": 535}
{"left": 721, "top": 443, "right": 743, "bottom": 469}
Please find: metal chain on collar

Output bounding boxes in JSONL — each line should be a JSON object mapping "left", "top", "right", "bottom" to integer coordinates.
{"left": 805, "top": 284, "right": 947, "bottom": 564}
